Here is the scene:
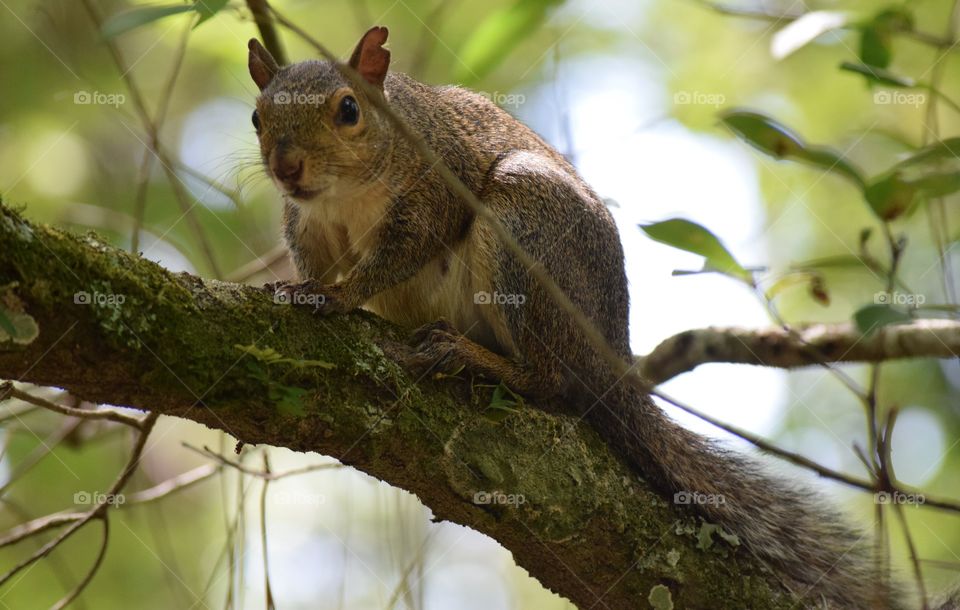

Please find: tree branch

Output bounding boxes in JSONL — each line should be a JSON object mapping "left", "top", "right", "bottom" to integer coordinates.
{"left": 0, "top": 203, "right": 808, "bottom": 608}
{"left": 639, "top": 321, "right": 960, "bottom": 385}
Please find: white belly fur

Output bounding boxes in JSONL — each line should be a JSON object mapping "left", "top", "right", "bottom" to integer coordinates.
{"left": 294, "top": 189, "right": 514, "bottom": 356}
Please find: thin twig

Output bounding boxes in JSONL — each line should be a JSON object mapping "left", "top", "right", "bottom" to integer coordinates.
{"left": 0, "top": 413, "right": 158, "bottom": 588}
{"left": 259, "top": 453, "right": 276, "bottom": 610}
{"left": 132, "top": 17, "right": 193, "bottom": 253}
{"left": 893, "top": 502, "right": 929, "bottom": 609}
{"left": 183, "top": 443, "right": 342, "bottom": 480}
{"left": 0, "top": 512, "right": 86, "bottom": 549}
{"left": 79, "top": 0, "right": 222, "bottom": 277}
{"left": 246, "top": 0, "right": 287, "bottom": 65}
{"left": 125, "top": 462, "right": 221, "bottom": 504}
{"left": 2, "top": 383, "right": 143, "bottom": 428}
{"left": 651, "top": 388, "right": 960, "bottom": 513}
{"left": 51, "top": 517, "right": 109, "bottom": 610}
{"left": 0, "top": 418, "right": 84, "bottom": 496}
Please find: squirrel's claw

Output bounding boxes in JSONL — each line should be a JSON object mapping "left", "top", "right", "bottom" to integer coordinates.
{"left": 272, "top": 280, "right": 353, "bottom": 315}
{"left": 262, "top": 279, "right": 290, "bottom": 293}
{"left": 408, "top": 318, "right": 458, "bottom": 346}
{"left": 404, "top": 320, "right": 464, "bottom": 378}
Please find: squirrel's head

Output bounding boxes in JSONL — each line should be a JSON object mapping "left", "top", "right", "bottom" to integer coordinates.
{"left": 248, "top": 27, "right": 392, "bottom": 204}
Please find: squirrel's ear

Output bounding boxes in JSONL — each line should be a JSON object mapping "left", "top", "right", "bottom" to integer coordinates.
{"left": 248, "top": 39, "right": 279, "bottom": 91}
{"left": 348, "top": 26, "right": 390, "bottom": 88}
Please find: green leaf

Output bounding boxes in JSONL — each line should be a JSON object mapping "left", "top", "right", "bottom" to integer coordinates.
{"left": 840, "top": 61, "right": 915, "bottom": 88}
{"left": 639, "top": 219, "right": 751, "bottom": 282}
{"left": 488, "top": 383, "right": 521, "bottom": 411}
{"left": 911, "top": 172, "right": 960, "bottom": 198}
{"left": 794, "top": 147, "right": 866, "bottom": 189}
{"left": 101, "top": 4, "right": 195, "bottom": 38}
{"left": 854, "top": 304, "right": 912, "bottom": 334}
{"left": 859, "top": 25, "right": 891, "bottom": 68}
{"left": 896, "top": 137, "right": 960, "bottom": 169}
{"left": 859, "top": 7, "right": 913, "bottom": 68}
{"left": 791, "top": 254, "right": 870, "bottom": 271}
{"left": 455, "top": 0, "right": 562, "bottom": 83}
{"left": 721, "top": 111, "right": 804, "bottom": 158}
{"left": 194, "top": 0, "right": 229, "bottom": 27}
{"left": 721, "top": 111, "right": 866, "bottom": 188}
{"left": 770, "top": 11, "right": 848, "bottom": 60}
{"left": 865, "top": 139, "right": 960, "bottom": 220}
{"left": 865, "top": 172, "right": 918, "bottom": 220}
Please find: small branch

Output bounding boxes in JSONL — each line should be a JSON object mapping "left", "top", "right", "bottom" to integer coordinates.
{"left": 0, "top": 417, "right": 84, "bottom": 496}
{"left": 183, "top": 443, "right": 343, "bottom": 480}
{"left": 638, "top": 320, "right": 960, "bottom": 384}
{"left": 0, "top": 413, "right": 157, "bottom": 588}
{"left": 79, "top": 0, "right": 222, "bottom": 277}
{"left": 246, "top": 0, "right": 287, "bottom": 65}
{"left": 51, "top": 518, "right": 109, "bottom": 610}
{"left": 259, "top": 453, "right": 276, "bottom": 610}
{"left": 0, "top": 512, "right": 86, "bottom": 549}
{"left": 1, "top": 383, "right": 143, "bottom": 428}
{"left": 125, "top": 463, "right": 221, "bottom": 504}
{"left": 651, "top": 388, "right": 960, "bottom": 513}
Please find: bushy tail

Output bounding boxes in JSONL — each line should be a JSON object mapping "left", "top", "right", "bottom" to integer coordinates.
{"left": 588, "top": 383, "right": 905, "bottom": 609}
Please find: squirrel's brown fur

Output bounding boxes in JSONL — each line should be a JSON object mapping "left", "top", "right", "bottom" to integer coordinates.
{"left": 248, "top": 29, "right": 923, "bottom": 609}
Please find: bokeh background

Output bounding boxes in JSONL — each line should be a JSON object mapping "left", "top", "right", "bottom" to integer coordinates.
{"left": 0, "top": 0, "right": 958, "bottom": 608}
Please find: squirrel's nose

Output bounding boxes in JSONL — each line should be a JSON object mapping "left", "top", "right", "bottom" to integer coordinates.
{"left": 271, "top": 155, "right": 304, "bottom": 184}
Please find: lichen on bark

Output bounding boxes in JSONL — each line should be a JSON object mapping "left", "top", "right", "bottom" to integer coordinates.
{"left": 0, "top": 203, "right": 798, "bottom": 609}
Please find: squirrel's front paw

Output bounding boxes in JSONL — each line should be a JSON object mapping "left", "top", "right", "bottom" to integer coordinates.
{"left": 273, "top": 280, "right": 354, "bottom": 314}
{"left": 262, "top": 279, "right": 290, "bottom": 293}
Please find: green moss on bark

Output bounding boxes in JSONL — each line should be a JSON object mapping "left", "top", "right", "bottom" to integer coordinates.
{"left": 0, "top": 204, "right": 798, "bottom": 609}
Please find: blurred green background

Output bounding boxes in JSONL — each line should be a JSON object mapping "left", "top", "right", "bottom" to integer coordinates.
{"left": 1, "top": 0, "right": 958, "bottom": 608}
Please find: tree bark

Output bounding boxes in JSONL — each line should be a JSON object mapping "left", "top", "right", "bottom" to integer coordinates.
{"left": 0, "top": 203, "right": 831, "bottom": 609}
{"left": 639, "top": 320, "right": 960, "bottom": 385}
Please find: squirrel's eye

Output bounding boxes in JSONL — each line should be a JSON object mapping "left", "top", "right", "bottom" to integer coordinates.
{"left": 336, "top": 95, "right": 359, "bottom": 126}
{"left": 251, "top": 110, "right": 260, "bottom": 131}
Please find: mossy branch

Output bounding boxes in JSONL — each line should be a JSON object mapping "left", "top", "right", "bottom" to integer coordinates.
{"left": 0, "top": 204, "right": 803, "bottom": 608}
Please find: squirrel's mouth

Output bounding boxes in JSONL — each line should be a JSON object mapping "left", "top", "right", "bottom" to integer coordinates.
{"left": 287, "top": 186, "right": 320, "bottom": 201}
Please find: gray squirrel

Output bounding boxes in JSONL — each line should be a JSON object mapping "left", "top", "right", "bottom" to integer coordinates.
{"left": 248, "top": 26, "right": 957, "bottom": 609}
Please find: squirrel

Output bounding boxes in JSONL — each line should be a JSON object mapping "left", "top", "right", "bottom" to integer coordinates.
{"left": 246, "top": 27, "right": 940, "bottom": 609}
